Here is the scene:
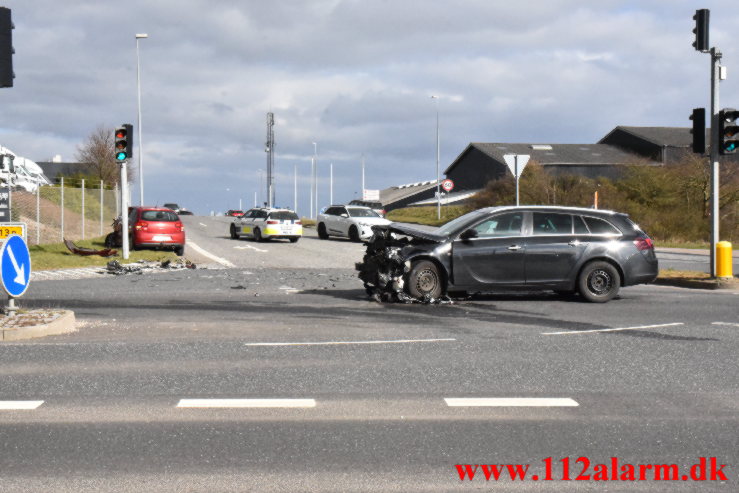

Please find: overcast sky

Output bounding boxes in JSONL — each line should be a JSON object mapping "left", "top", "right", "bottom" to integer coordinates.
{"left": 1, "top": 1, "right": 736, "bottom": 215}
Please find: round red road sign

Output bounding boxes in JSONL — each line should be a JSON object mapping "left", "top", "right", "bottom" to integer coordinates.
{"left": 441, "top": 179, "right": 454, "bottom": 192}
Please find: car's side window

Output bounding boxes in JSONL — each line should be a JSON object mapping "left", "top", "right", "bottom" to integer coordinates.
{"left": 582, "top": 216, "right": 621, "bottom": 235}
{"left": 472, "top": 212, "right": 524, "bottom": 237}
{"left": 574, "top": 215, "right": 589, "bottom": 234}
{"left": 325, "top": 207, "right": 340, "bottom": 216}
{"left": 533, "top": 212, "right": 572, "bottom": 235}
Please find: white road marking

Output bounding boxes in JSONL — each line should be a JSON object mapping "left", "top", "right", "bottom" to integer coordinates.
{"left": 445, "top": 398, "right": 579, "bottom": 407}
{"left": 234, "top": 245, "right": 268, "bottom": 252}
{"left": 187, "top": 241, "right": 235, "bottom": 267}
{"left": 0, "top": 400, "right": 44, "bottom": 410}
{"left": 244, "top": 338, "right": 456, "bottom": 347}
{"left": 177, "top": 398, "right": 316, "bottom": 408}
{"left": 541, "top": 322, "right": 684, "bottom": 336}
{"left": 199, "top": 222, "right": 207, "bottom": 227}
{"left": 712, "top": 321, "right": 739, "bottom": 327}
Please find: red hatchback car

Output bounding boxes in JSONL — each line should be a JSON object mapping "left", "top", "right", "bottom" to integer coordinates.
{"left": 129, "top": 207, "right": 186, "bottom": 256}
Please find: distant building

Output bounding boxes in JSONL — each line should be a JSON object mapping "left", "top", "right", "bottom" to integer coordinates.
{"left": 379, "top": 126, "right": 715, "bottom": 211}
{"left": 36, "top": 161, "right": 92, "bottom": 183}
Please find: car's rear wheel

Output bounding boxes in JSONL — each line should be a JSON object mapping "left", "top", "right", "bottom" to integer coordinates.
{"left": 577, "top": 261, "right": 620, "bottom": 303}
{"left": 349, "top": 225, "right": 360, "bottom": 242}
{"left": 253, "top": 228, "right": 263, "bottom": 242}
{"left": 230, "top": 223, "right": 238, "bottom": 239}
{"left": 406, "top": 260, "right": 443, "bottom": 299}
{"left": 175, "top": 246, "right": 185, "bottom": 256}
{"left": 289, "top": 237, "right": 299, "bottom": 243}
{"left": 318, "top": 223, "right": 329, "bottom": 239}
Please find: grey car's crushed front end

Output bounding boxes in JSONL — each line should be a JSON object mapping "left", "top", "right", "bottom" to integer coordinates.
{"left": 356, "top": 224, "right": 449, "bottom": 303}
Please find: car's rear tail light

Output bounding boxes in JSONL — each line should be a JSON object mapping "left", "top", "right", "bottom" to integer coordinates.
{"left": 135, "top": 221, "right": 147, "bottom": 231}
{"left": 295, "top": 220, "right": 302, "bottom": 225}
{"left": 176, "top": 222, "right": 184, "bottom": 232}
{"left": 633, "top": 236, "right": 654, "bottom": 251}
{"left": 266, "top": 220, "right": 279, "bottom": 224}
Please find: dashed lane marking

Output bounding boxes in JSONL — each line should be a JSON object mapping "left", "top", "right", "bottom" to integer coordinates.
{"left": 177, "top": 398, "right": 316, "bottom": 408}
{"left": 244, "top": 338, "right": 457, "bottom": 347}
{"left": 0, "top": 400, "right": 44, "bottom": 410}
{"left": 712, "top": 322, "right": 739, "bottom": 327}
{"left": 445, "top": 398, "right": 579, "bottom": 407}
{"left": 187, "top": 240, "right": 236, "bottom": 268}
{"left": 541, "top": 322, "right": 684, "bottom": 336}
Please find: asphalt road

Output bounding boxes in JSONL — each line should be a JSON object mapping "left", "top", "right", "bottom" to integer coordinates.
{"left": 1, "top": 215, "right": 737, "bottom": 492}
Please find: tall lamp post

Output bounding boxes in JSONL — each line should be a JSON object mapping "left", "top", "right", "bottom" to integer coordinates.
{"left": 135, "top": 33, "right": 148, "bottom": 206}
{"left": 431, "top": 95, "right": 440, "bottom": 220}
{"left": 312, "top": 142, "right": 318, "bottom": 217}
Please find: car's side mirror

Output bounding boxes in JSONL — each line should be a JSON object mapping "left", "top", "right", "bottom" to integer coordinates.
{"left": 460, "top": 229, "right": 478, "bottom": 241}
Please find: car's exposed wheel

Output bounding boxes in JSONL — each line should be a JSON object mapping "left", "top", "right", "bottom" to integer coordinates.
{"left": 318, "top": 223, "right": 329, "bottom": 239}
{"left": 289, "top": 237, "right": 299, "bottom": 243}
{"left": 406, "top": 260, "right": 443, "bottom": 299}
{"left": 349, "top": 225, "right": 360, "bottom": 242}
{"left": 230, "top": 223, "right": 238, "bottom": 239}
{"left": 253, "top": 228, "right": 263, "bottom": 242}
{"left": 175, "top": 246, "right": 185, "bottom": 256}
{"left": 577, "top": 261, "right": 621, "bottom": 303}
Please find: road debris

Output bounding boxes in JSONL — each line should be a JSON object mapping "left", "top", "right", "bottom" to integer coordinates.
{"left": 356, "top": 225, "right": 452, "bottom": 304}
{"left": 105, "top": 258, "right": 196, "bottom": 275}
{"left": 64, "top": 238, "right": 117, "bottom": 257}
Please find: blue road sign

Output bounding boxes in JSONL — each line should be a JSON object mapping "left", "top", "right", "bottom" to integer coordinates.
{"left": 0, "top": 234, "right": 31, "bottom": 297}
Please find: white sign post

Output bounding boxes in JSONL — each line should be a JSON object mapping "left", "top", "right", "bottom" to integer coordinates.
{"left": 503, "top": 154, "right": 530, "bottom": 206}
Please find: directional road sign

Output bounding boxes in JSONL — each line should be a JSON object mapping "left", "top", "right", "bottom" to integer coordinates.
{"left": 0, "top": 234, "right": 31, "bottom": 297}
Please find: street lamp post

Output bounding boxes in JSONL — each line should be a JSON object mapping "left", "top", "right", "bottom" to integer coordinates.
{"left": 135, "top": 33, "right": 148, "bottom": 206}
{"left": 312, "top": 142, "right": 318, "bottom": 217}
{"left": 431, "top": 95, "right": 440, "bottom": 220}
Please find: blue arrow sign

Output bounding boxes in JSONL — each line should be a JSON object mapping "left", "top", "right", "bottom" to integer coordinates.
{"left": 0, "top": 234, "right": 31, "bottom": 297}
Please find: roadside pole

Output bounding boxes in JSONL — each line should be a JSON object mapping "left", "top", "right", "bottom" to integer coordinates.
{"left": 709, "top": 48, "right": 721, "bottom": 277}
{"left": 120, "top": 161, "right": 129, "bottom": 260}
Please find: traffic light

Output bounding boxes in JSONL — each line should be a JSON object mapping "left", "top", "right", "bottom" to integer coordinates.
{"left": 0, "top": 7, "right": 14, "bottom": 88}
{"left": 718, "top": 109, "right": 739, "bottom": 155}
{"left": 690, "top": 108, "right": 705, "bottom": 154}
{"left": 114, "top": 124, "right": 134, "bottom": 162}
{"left": 693, "top": 9, "right": 709, "bottom": 52}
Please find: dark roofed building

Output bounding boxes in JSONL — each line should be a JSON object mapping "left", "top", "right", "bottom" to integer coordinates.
{"left": 443, "top": 142, "right": 658, "bottom": 193}
{"left": 598, "top": 126, "right": 696, "bottom": 163}
{"left": 36, "top": 161, "right": 92, "bottom": 183}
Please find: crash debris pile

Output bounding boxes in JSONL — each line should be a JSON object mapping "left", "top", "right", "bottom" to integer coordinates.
{"left": 105, "top": 259, "right": 196, "bottom": 275}
{"left": 356, "top": 227, "right": 452, "bottom": 304}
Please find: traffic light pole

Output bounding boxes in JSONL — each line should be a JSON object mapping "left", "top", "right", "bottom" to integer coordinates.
{"left": 709, "top": 48, "right": 721, "bottom": 278}
{"left": 120, "top": 161, "right": 130, "bottom": 260}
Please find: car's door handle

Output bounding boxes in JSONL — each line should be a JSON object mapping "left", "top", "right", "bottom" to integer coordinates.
{"left": 507, "top": 244, "right": 522, "bottom": 251}
{"left": 568, "top": 240, "right": 585, "bottom": 247}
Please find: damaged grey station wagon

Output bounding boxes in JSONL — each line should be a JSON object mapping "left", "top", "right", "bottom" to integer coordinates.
{"left": 357, "top": 206, "right": 659, "bottom": 303}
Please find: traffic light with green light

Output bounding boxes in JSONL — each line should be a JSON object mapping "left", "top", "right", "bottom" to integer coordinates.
{"left": 718, "top": 109, "right": 739, "bottom": 155}
{"left": 114, "top": 124, "right": 134, "bottom": 162}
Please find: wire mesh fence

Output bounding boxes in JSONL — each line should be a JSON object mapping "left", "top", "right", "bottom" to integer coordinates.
{"left": 11, "top": 181, "right": 120, "bottom": 245}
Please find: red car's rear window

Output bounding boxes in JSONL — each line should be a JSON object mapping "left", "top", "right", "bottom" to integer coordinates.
{"left": 141, "top": 210, "right": 179, "bottom": 222}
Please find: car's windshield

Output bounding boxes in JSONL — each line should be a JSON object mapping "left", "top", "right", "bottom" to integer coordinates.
{"left": 436, "top": 209, "right": 489, "bottom": 235}
{"left": 347, "top": 207, "right": 380, "bottom": 218}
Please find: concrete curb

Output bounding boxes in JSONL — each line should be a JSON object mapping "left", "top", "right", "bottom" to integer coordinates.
{"left": 1, "top": 310, "right": 77, "bottom": 341}
{"left": 654, "top": 278, "right": 739, "bottom": 291}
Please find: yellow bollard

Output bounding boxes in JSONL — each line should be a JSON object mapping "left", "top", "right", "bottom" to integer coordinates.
{"left": 716, "top": 241, "right": 733, "bottom": 278}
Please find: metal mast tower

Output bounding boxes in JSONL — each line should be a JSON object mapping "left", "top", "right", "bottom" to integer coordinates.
{"left": 265, "top": 112, "right": 275, "bottom": 208}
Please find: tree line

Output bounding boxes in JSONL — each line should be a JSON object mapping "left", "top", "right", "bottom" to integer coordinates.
{"left": 469, "top": 154, "right": 739, "bottom": 244}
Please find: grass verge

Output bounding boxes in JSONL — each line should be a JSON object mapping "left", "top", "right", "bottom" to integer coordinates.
{"left": 386, "top": 206, "right": 469, "bottom": 227}
{"left": 656, "top": 269, "right": 737, "bottom": 290}
{"left": 30, "top": 237, "right": 179, "bottom": 271}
